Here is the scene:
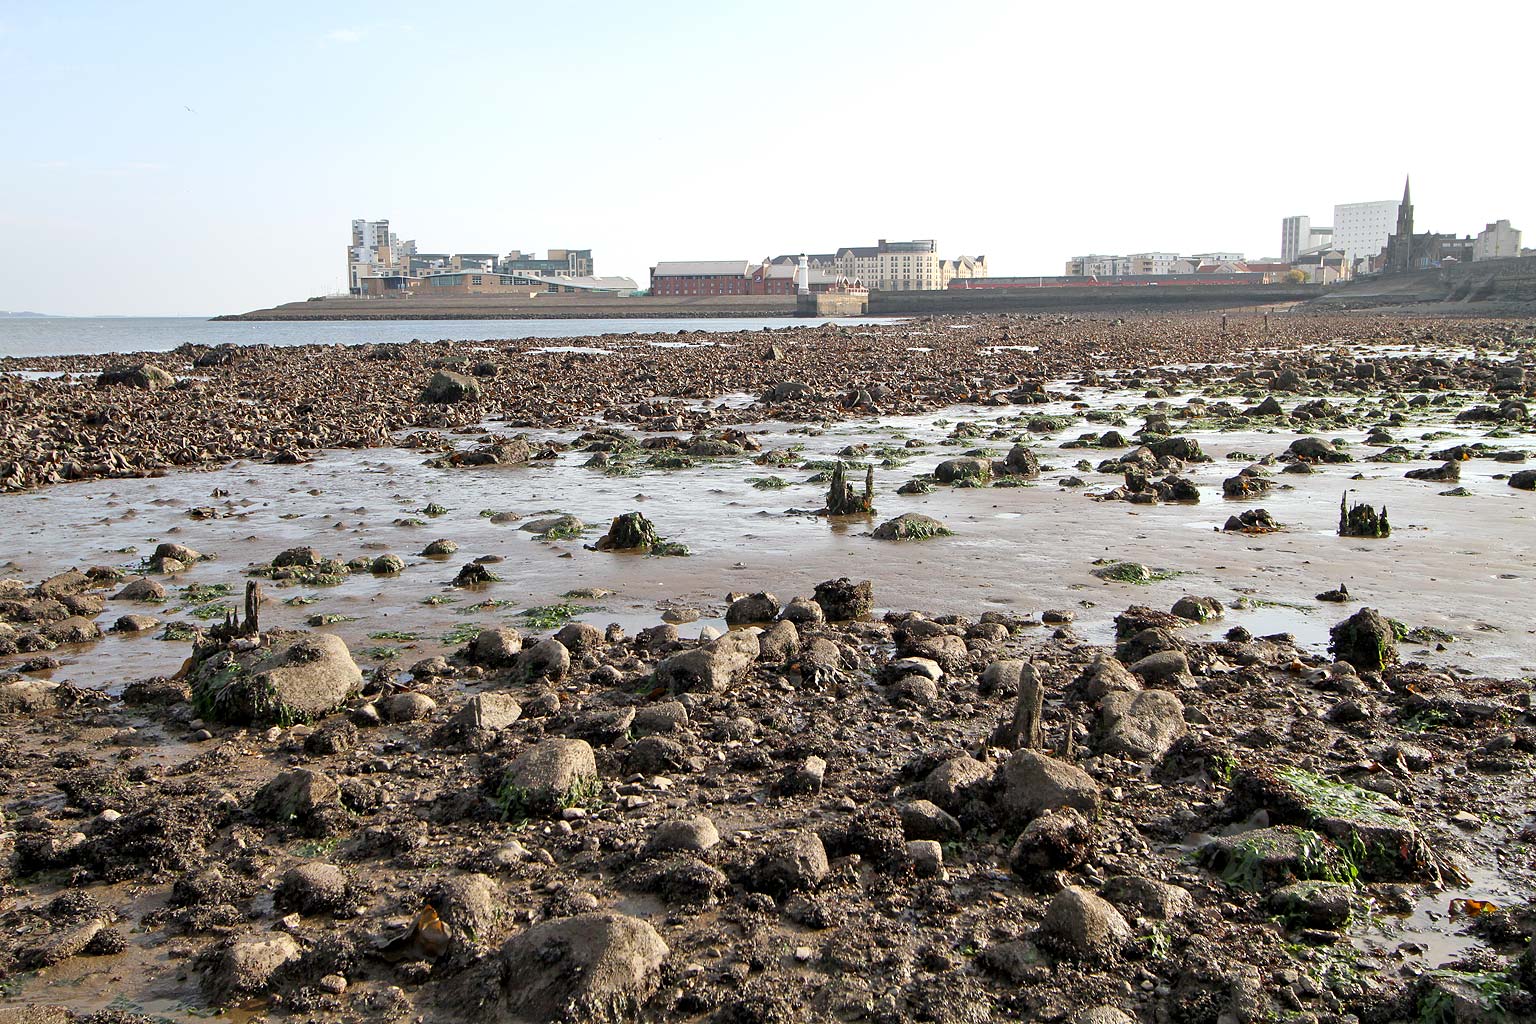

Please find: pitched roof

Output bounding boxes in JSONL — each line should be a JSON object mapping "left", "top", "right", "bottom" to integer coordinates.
{"left": 650, "top": 261, "right": 752, "bottom": 278}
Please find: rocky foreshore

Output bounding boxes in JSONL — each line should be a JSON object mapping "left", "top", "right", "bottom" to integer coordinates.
{"left": 1, "top": 311, "right": 1535, "bottom": 1024}
{"left": 0, "top": 313, "right": 1529, "bottom": 494}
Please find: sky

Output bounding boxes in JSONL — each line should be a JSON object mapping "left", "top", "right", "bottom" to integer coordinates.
{"left": 1, "top": 0, "right": 1532, "bottom": 316}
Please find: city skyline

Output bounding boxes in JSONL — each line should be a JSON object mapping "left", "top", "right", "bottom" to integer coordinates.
{"left": 3, "top": 1, "right": 1533, "bottom": 316}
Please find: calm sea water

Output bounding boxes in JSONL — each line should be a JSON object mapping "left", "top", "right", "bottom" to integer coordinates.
{"left": 0, "top": 316, "right": 899, "bottom": 359}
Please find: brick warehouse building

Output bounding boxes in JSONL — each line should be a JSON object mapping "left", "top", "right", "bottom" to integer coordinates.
{"left": 649, "top": 261, "right": 754, "bottom": 297}
{"left": 650, "top": 259, "right": 857, "bottom": 296}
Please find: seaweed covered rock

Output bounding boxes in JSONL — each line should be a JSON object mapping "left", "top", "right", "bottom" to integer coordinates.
{"left": 98, "top": 363, "right": 175, "bottom": 390}
{"left": 812, "top": 577, "right": 873, "bottom": 621}
{"left": 190, "top": 630, "right": 361, "bottom": 725}
{"left": 498, "top": 739, "right": 598, "bottom": 819}
{"left": 871, "top": 513, "right": 952, "bottom": 541}
{"left": 1198, "top": 826, "right": 1354, "bottom": 891}
{"left": 1328, "top": 607, "right": 1398, "bottom": 672}
{"left": 419, "top": 370, "right": 481, "bottom": 404}
{"left": 1228, "top": 766, "right": 1439, "bottom": 882}
{"left": 594, "top": 512, "right": 659, "bottom": 552}
{"left": 1338, "top": 493, "right": 1390, "bottom": 537}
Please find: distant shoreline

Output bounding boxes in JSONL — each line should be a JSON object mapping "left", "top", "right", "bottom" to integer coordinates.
{"left": 215, "top": 294, "right": 802, "bottom": 322}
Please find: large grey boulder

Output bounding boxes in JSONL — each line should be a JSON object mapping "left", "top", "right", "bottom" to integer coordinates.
{"left": 495, "top": 913, "right": 668, "bottom": 1024}
{"left": 654, "top": 630, "right": 760, "bottom": 693}
{"left": 468, "top": 627, "right": 523, "bottom": 668}
{"left": 1097, "top": 689, "right": 1186, "bottom": 761}
{"left": 419, "top": 370, "right": 481, "bottom": 404}
{"left": 98, "top": 363, "right": 174, "bottom": 390}
{"left": 1079, "top": 653, "right": 1140, "bottom": 699}
{"left": 203, "top": 933, "right": 301, "bottom": 1004}
{"left": 934, "top": 457, "right": 990, "bottom": 483}
{"left": 1040, "top": 886, "right": 1131, "bottom": 959}
{"left": 251, "top": 768, "right": 340, "bottom": 823}
{"left": 724, "top": 593, "right": 779, "bottom": 625}
{"left": 923, "top": 755, "right": 992, "bottom": 814}
{"left": 516, "top": 637, "right": 571, "bottom": 683}
{"left": 752, "top": 830, "right": 829, "bottom": 895}
{"left": 500, "top": 739, "right": 597, "bottom": 816}
{"left": 191, "top": 631, "right": 360, "bottom": 725}
{"left": 998, "top": 750, "right": 1101, "bottom": 827}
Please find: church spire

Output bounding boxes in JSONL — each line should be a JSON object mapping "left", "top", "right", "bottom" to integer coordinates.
{"left": 1390, "top": 173, "right": 1415, "bottom": 273}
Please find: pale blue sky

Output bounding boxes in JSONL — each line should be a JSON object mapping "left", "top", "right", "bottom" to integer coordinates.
{"left": 2, "top": 0, "right": 1531, "bottom": 315}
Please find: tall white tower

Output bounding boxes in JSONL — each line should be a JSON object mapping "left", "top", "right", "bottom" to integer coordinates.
{"left": 796, "top": 254, "right": 810, "bottom": 296}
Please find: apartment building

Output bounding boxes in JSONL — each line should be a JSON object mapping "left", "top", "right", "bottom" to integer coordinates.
{"left": 1473, "top": 220, "right": 1522, "bottom": 261}
{"left": 1332, "top": 199, "right": 1400, "bottom": 266}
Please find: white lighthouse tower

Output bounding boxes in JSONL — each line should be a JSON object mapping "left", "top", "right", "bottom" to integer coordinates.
{"left": 796, "top": 253, "right": 810, "bottom": 296}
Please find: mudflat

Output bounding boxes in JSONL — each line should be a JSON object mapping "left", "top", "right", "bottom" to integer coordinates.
{"left": 1, "top": 311, "right": 1534, "bottom": 1023}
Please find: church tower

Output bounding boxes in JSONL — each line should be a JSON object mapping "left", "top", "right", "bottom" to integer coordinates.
{"left": 1389, "top": 176, "right": 1415, "bottom": 272}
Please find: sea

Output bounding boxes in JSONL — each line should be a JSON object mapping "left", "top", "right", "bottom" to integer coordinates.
{"left": 0, "top": 316, "right": 900, "bottom": 360}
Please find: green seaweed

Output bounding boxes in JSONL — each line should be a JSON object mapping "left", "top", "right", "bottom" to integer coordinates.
{"left": 520, "top": 604, "right": 598, "bottom": 630}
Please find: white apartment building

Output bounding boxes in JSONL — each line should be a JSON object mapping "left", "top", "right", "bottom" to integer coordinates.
{"left": 821, "top": 240, "right": 986, "bottom": 290}
{"left": 1129, "top": 252, "right": 1180, "bottom": 275}
{"left": 1064, "top": 254, "right": 1131, "bottom": 276}
{"left": 1473, "top": 220, "right": 1522, "bottom": 261}
{"left": 347, "top": 218, "right": 414, "bottom": 294}
{"left": 1332, "top": 200, "right": 1400, "bottom": 266}
{"left": 1281, "top": 216, "right": 1335, "bottom": 263}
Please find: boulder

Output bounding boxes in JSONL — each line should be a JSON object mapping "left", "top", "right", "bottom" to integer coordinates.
{"left": 98, "top": 363, "right": 174, "bottom": 390}
{"left": 204, "top": 934, "right": 301, "bottom": 1004}
{"left": 553, "top": 621, "right": 602, "bottom": 655}
{"left": 273, "top": 546, "right": 322, "bottom": 568}
{"left": 1129, "top": 649, "right": 1193, "bottom": 688}
{"left": 275, "top": 863, "right": 348, "bottom": 915}
{"left": 1170, "top": 596, "right": 1223, "bottom": 623}
{"left": 1008, "top": 806, "right": 1094, "bottom": 876}
{"left": 1040, "top": 886, "right": 1131, "bottom": 959}
{"left": 191, "top": 631, "right": 360, "bottom": 725}
{"left": 501, "top": 739, "right": 597, "bottom": 813}
{"left": 1004, "top": 445, "right": 1041, "bottom": 478}
{"left": 1328, "top": 607, "right": 1398, "bottom": 672}
{"left": 725, "top": 592, "right": 780, "bottom": 625}
{"left": 923, "top": 755, "right": 992, "bottom": 814}
{"left": 419, "top": 370, "right": 481, "bottom": 404}
{"left": 871, "top": 513, "right": 951, "bottom": 541}
{"left": 812, "top": 577, "right": 873, "bottom": 621}
{"left": 516, "top": 638, "right": 571, "bottom": 683}
{"left": 1288, "top": 437, "right": 1351, "bottom": 463}
{"left": 495, "top": 913, "right": 668, "bottom": 1024}
{"left": 113, "top": 577, "right": 165, "bottom": 601}
{"left": 468, "top": 627, "right": 523, "bottom": 668}
{"left": 899, "top": 799, "right": 962, "bottom": 840}
{"left": 998, "top": 750, "right": 1101, "bottom": 827}
{"left": 934, "top": 457, "right": 990, "bottom": 483}
{"left": 1078, "top": 654, "right": 1141, "bottom": 699}
{"left": 780, "top": 596, "right": 825, "bottom": 625}
{"left": 752, "top": 830, "right": 829, "bottom": 895}
{"left": 1097, "top": 689, "right": 1186, "bottom": 761}
{"left": 654, "top": 630, "right": 760, "bottom": 693}
{"left": 1102, "top": 875, "right": 1194, "bottom": 920}
{"left": 644, "top": 816, "right": 721, "bottom": 857}
{"left": 756, "top": 619, "right": 799, "bottom": 663}
{"left": 251, "top": 768, "right": 340, "bottom": 824}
